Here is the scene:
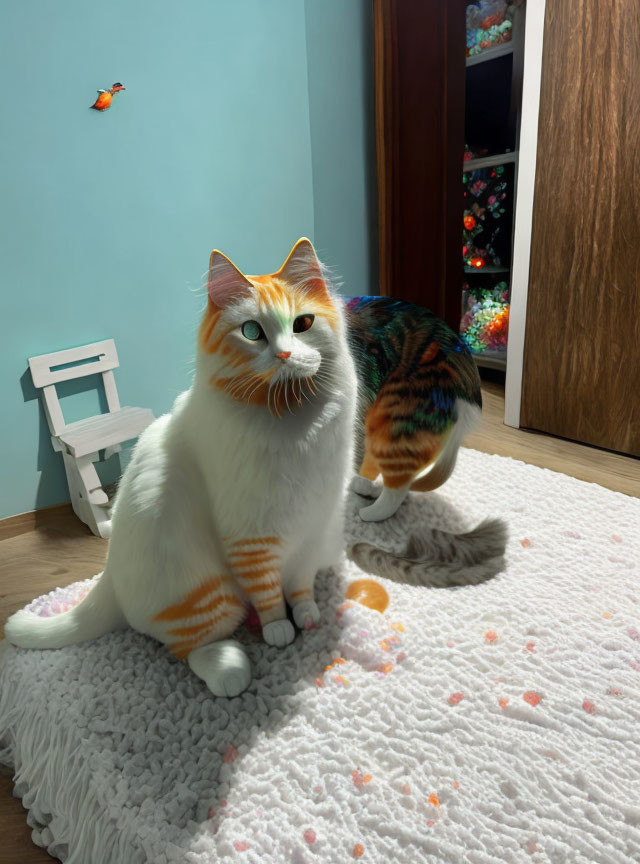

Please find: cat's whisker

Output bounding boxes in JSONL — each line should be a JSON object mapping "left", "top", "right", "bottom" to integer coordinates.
{"left": 276, "top": 380, "right": 285, "bottom": 419}
{"left": 268, "top": 380, "right": 275, "bottom": 417}
{"left": 310, "top": 371, "right": 336, "bottom": 396}
{"left": 234, "top": 375, "right": 259, "bottom": 403}
{"left": 306, "top": 376, "right": 317, "bottom": 398}
{"left": 300, "top": 379, "right": 313, "bottom": 405}
{"left": 266, "top": 382, "right": 274, "bottom": 417}
{"left": 283, "top": 378, "right": 293, "bottom": 414}
{"left": 245, "top": 375, "right": 267, "bottom": 405}
{"left": 224, "top": 374, "right": 245, "bottom": 396}
{"left": 283, "top": 380, "right": 293, "bottom": 415}
{"left": 290, "top": 379, "right": 299, "bottom": 410}
{"left": 227, "top": 375, "right": 254, "bottom": 400}
{"left": 267, "top": 379, "right": 281, "bottom": 419}
{"left": 229, "top": 370, "right": 269, "bottom": 406}
{"left": 278, "top": 380, "right": 287, "bottom": 418}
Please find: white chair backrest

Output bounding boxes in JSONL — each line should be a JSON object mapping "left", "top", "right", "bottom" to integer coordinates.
{"left": 28, "top": 339, "right": 121, "bottom": 437}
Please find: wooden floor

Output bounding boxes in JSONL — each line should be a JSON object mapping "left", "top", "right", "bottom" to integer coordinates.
{"left": 465, "top": 379, "right": 639, "bottom": 498}
{"left": 0, "top": 511, "right": 106, "bottom": 864}
{"left": 0, "top": 380, "right": 637, "bottom": 863}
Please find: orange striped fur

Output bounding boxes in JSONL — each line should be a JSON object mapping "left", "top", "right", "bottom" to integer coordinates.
{"left": 199, "top": 247, "right": 338, "bottom": 417}
{"left": 227, "top": 536, "right": 285, "bottom": 620}
{"left": 152, "top": 536, "right": 287, "bottom": 657}
{"left": 360, "top": 348, "right": 457, "bottom": 490}
{"left": 289, "top": 588, "right": 312, "bottom": 601}
{"left": 152, "top": 576, "right": 245, "bottom": 659}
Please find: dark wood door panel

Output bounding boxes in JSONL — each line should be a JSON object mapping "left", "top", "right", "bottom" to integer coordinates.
{"left": 521, "top": 0, "right": 640, "bottom": 456}
{"left": 374, "top": 0, "right": 466, "bottom": 329}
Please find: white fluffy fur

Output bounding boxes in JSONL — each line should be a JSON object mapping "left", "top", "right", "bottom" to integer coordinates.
{"left": 6, "top": 244, "right": 358, "bottom": 698}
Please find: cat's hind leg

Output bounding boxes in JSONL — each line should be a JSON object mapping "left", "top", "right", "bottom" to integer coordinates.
{"left": 358, "top": 417, "right": 444, "bottom": 522}
{"left": 350, "top": 440, "right": 383, "bottom": 499}
{"left": 359, "top": 439, "right": 450, "bottom": 521}
{"left": 350, "top": 475, "right": 383, "bottom": 499}
{"left": 360, "top": 409, "right": 470, "bottom": 520}
{"left": 188, "top": 639, "right": 252, "bottom": 698}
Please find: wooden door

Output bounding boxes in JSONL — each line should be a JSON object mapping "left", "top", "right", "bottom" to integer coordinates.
{"left": 521, "top": 0, "right": 640, "bottom": 456}
{"left": 374, "top": 0, "right": 466, "bottom": 330}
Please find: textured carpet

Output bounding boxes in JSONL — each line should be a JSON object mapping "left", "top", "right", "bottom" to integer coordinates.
{"left": 1, "top": 448, "right": 639, "bottom": 863}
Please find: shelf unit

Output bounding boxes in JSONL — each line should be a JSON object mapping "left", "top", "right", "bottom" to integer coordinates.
{"left": 464, "top": 151, "right": 518, "bottom": 172}
{"left": 464, "top": 264, "right": 511, "bottom": 274}
{"left": 466, "top": 40, "right": 514, "bottom": 67}
{"left": 461, "top": 4, "right": 526, "bottom": 373}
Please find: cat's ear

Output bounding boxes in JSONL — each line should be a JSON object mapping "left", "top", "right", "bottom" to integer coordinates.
{"left": 207, "top": 250, "right": 254, "bottom": 308}
{"left": 278, "top": 238, "right": 329, "bottom": 299}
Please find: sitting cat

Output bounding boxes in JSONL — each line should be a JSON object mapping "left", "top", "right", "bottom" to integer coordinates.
{"left": 6, "top": 239, "right": 359, "bottom": 697}
{"left": 345, "top": 295, "right": 482, "bottom": 521}
{"left": 6, "top": 240, "right": 503, "bottom": 698}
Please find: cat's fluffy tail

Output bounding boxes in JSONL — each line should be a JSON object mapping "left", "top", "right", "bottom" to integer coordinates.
{"left": 347, "top": 517, "right": 507, "bottom": 588}
{"left": 410, "top": 399, "right": 481, "bottom": 493}
{"left": 4, "top": 571, "right": 125, "bottom": 650}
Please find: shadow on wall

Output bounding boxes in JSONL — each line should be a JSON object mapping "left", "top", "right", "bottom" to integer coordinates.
{"left": 19, "top": 368, "right": 122, "bottom": 520}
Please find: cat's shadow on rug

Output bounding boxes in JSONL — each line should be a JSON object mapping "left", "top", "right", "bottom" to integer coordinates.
{"left": 159, "top": 488, "right": 505, "bottom": 838}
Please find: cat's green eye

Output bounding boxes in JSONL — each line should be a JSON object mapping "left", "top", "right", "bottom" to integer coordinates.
{"left": 293, "top": 314, "right": 315, "bottom": 334}
{"left": 241, "top": 320, "right": 265, "bottom": 341}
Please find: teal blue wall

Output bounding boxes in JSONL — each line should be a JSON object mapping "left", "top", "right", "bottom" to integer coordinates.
{"left": 0, "top": 0, "right": 376, "bottom": 519}
{"left": 305, "top": 0, "right": 378, "bottom": 296}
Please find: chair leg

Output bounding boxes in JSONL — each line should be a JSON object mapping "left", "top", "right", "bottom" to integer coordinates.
{"left": 103, "top": 443, "right": 122, "bottom": 460}
{"left": 61, "top": 451, "right": 112, "bottom": 539}
{"left": 61, "top": 451, "right": 88, "bottom": 524}
{"left": 75, "top": 455, "right": 109, "bottom": 505}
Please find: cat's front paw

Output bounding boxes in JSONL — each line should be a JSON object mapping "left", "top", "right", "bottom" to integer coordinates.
{"left": 262, "top": 618, "right": 295, "bottom": 648}
{"left": 292, "top": 599, "right": 321, "bottom": 630}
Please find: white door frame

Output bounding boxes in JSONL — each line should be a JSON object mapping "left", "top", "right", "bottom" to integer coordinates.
{"left": 504, "top": 0, "right": 548, "bottom": 427}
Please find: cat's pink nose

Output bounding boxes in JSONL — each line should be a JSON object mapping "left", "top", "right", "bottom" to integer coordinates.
{"left": 276, "top": 351, "right": 291, "bottom": 360}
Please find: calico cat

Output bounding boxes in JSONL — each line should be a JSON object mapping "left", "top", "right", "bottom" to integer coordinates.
{"left": 6, "top": 240, "right": 505, "bottom": 698}
{"left": 344, "top": 296, "right": 482, "bottom": 521}
{"left": 6, "top": 239, "right": 359, "bottom": 697}
{"left": 344, "top": 295, "right": 506, "bottom": 583}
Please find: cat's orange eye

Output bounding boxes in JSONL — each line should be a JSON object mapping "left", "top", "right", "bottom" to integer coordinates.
{"left": 293, "top": 314, "right": 315, "bottom": 334}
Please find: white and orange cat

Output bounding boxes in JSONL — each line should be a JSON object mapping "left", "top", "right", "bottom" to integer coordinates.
{"left": 6, "top": 239, "right": 359, "bottom": 697}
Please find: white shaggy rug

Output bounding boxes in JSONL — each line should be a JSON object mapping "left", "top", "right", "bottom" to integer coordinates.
{"left": 1, "top": 448, "right": 640, "bottom": 864}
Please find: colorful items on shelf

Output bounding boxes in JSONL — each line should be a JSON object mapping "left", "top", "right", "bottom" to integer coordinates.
{"left": 466, "top": 1, "right": 521, "bottom": 58}
{"left": 464, "top": 144, "right": 489, "bottom": 163}
{"left": 460, "top": 283, "right": 510, "bottom": 354}
{"left": 462, "top": 164, "right": 509, "bottom": 269}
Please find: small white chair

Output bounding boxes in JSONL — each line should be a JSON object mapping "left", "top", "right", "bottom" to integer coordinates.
{"left": 28, "top": 339, "right": 155, "bottom": 539}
